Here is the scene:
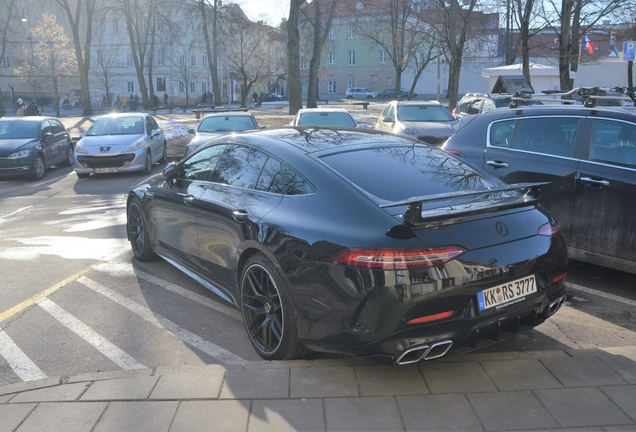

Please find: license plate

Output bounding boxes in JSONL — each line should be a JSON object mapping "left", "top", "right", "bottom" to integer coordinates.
{"left": 94, "top": 167, "right": 117, "bottom": 173}
{"left": 477, "top": 275, "right": 536, "bottom": 311}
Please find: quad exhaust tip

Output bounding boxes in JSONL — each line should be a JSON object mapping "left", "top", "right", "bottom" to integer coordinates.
{"left": 395, "top": 340, "right": 453, "bottom": 365}
{"left": 547, "top": 295, "right": 567, "bottom": 317}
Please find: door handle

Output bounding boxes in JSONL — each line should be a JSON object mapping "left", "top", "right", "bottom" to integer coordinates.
{"left": 183, "top": 195, "right": 195, "bottom": 205}
{"left": 233, "top": 209, "right": 249, "bottom": 222}
{"left": 486, "top": 160, "right": 510, "bottom": 169}
{"left": 580, "top": 177, "right": 610, "bottom": 188}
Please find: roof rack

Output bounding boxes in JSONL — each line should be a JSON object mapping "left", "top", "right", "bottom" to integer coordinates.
{"left": 508, "top": 86, "right": 636, "bottom": 108}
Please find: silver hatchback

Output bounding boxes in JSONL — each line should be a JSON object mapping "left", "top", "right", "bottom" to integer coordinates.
{"left": 73, "top": 113, "right": 167, "bottom": 178}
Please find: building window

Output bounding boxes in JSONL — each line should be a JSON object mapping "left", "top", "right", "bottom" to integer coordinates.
{"left": 126, "top": 53, "right": 133, "bottom": 66}
{"left": 156, "top": 51, "right": 165, "bottom": 66}
{"left": 191, "top": 55, "right": 196, "bottom": 66}
{"left": 156, "top": 77, "right": 166, "bottom": 92}
{"left": 329, "top": 28, "right": 336, "bottom": 40}
{"left": 328, "top": 80, "right": 336, "bottom": 94}
{"left": 202, "top": 82, "right": 207, "bottom": 93}
{"left": 190, "top": 82, "right": 196, "bottom": 93}
{"left": 348, "top": 50, "right": 355, "bottom": 66}
{"left": 300, "top": 57, "right": 307, "bottom": 70}
{"left": 202, "top": 53, "right": 208, "bottom": 66}
{"left": 1, "top": 56, "right": 9, "bottom": 68}
{"left": 380, "top": 50, "right": 387, "bottom": 64}
{"left": 179, "top": 82, "right": 185, "bottom": 92}
{"left": 179, "top": 54, "right": 186, "bottom": 66}
{"left": 328, "top": 52, "right": 336, "bottom": 65}
{"left": 348, "top": 25, "right": 354, "bottom": 39}
{"left": 127, "top": 82, "right": 135, "bottom": 93}
{"left": 348, "top": 80, "right": 356, "bottom": 89}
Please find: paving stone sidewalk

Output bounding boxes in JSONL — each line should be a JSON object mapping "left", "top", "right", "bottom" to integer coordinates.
{"left": 2, "top": 348, "right": 635, "bottom": 431}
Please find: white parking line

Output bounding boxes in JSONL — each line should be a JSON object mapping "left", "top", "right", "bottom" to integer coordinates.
{"left": 77, "top": 276, "right": 247, "bottom": 365}
{"left": 37, "top": 298, "right": 146, "bottom": 371}
{"left": 566, "top": 282, "right": 636, "bottom": 308}
{"left": 134, "top": 269, "right": 242, "bottom": 321}
{"left": 0, "top": 330, "right": 47, "bottom": 382}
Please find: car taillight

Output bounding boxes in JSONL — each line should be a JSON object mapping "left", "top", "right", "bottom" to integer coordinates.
{"left": 538, "top": 221, "right": 561, "bottom": 237}
{"left": 331, "top": 246, "right": 466, "bottom": 270}
{"left": 444, "top": 149, "right": 461, "bottom": 156}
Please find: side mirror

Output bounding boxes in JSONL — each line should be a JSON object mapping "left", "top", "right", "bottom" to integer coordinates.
{"left": 188, "top": 128, "right": 195, "bottom": 134}
{"left": 151, "top": 129, "right": 161, "bottom": 138}
{"left": 383, "top": 116, "right": 394, "bottom": 123}
{"left": 43, "top": 132, "right": 55, "bottom": 141}
{"left": 161, "top": 162, "right": 178, "bottom": 181}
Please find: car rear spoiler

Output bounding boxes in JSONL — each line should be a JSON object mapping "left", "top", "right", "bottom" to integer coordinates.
{"left": 379, "top": 182, "right": 548, "bottom": 225}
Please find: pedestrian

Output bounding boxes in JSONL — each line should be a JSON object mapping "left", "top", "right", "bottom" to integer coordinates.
{"left": 153, "top": 94, "right": 159, "bottom": 107}
{"left": 121, "top": 95, "right": 128, "bottom": 112}
{"left": 201, "top": 91, "right": 208, "bottom": 104}
{"left": 115, "top": 95, "right": 122, "bottom": 111}
{"left": 24, "top": 100, "right": 40, "bottom": 116}
{"left": 134, "top": 94, "right": 139, "bottom": 102}
{"left": 163, "top": 92, "right": 168, "bottom": 106}
{"left": 15, "top": 98, "right": 26, "bottom": 116}
{"left": 252, "top": 92, "right": 258, "bottom": 102}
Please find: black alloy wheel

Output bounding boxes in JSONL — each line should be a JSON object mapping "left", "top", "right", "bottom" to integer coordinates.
{"left": 127, "top": 198, "right": 157, "bottom": 262}
{"left": 240, "top": 254, "right": 306, "bottom": 360}
{"left": 159, "top": 141, "right": 168, "bottom": 164}
{"left": 30, "top": 154, "right": 45, "bottom": 180}
{"left": 62, "top": 145, "right": 74, "bottom": 166}
{"left": 142, "top": 150, "right": 152, "bottom": 175}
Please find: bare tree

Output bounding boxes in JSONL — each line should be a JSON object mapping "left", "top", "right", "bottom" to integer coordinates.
{"left": 196, "top": 0, "right": 225, "bottom": 107}
{"left": 167, "top": 40, "right": 202, "bottom": 105}
{"left": 287, "top": 0, "right": 303, "bottom": 114}
{"left": 54, "top": 0, "right": 96, "bottom": 116}
{"left": 90, "top": 38, "right": 121, "bottom": 108}
{"left": 12, "top": 13, "right": 75, "bottom": 116}
{"left": 0, "top": 0, "right": 19, "bottom": 115}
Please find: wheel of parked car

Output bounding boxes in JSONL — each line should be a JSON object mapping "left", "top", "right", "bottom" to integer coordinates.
{"left": 346, "top": 95, "right": 352, "bottom": 99}
{"left": 127, "top": 197, "right": 157, "bottom": 262}
{"left": 62, "top": 145, "right": 74, "bottom": 167}
{"left": 159, "top": 141, "right": 168, "bottom": 164}
{"left": 142, "top": 151, "right": 152, "bottom": 175}
{"left": 240, "top": 254, "right": 306, "bottom": 360}
{"left": 30, "top": 153, "right": 45, "bottom": 181}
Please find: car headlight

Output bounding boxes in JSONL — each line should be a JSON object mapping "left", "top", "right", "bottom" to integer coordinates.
{"left": 401, "top": 126, "right": 419, "bottom": 135}
{"left": 74, "top": 142, "right": 88, "bottom": 154}
{"left": 124, "top": 139, "right": 145, "bottom": 152}
{"left": 8, "top": 149, "right": 31, "bottom": 159}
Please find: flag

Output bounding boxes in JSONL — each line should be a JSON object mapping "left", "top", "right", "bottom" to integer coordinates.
{"left": 584, "top": 35, "right": 596, "bottom": 55}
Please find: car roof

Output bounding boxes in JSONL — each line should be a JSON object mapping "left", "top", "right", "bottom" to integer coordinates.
{"left": 390, "top": 100, "right": 442, "bottom": 106}
{"left": 461, "top": 104, "right": 636, "bottom": 122}
{"left": 201, "top": 111, "right": 255, "bottom": 118}
{"left": 297, "top": 108, "right": 351, "bottom": 115}
{"left": 97, "top": 112, "right": 147, "bottom": 120}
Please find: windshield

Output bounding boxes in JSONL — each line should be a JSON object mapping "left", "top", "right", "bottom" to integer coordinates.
{"left": 198, "top": 116, "right": 257, "bottom": 132}
{"left": 397, "top": 105, "right": 455, "bottom": 122}
{"left": 297, "top": 112, "right": 356, "bottom": 127}
{"left": 86, "top": 117, "right": 144, "bottom": 136}
{"left": 0, "top": 120, "right": 39, "bottom": 139}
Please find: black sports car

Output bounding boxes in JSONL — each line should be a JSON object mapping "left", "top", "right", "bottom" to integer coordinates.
{"left": 126, "top": 128, "right": 568, "bottom": 365}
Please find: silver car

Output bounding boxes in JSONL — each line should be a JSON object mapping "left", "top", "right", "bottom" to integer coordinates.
{"left": 375, "top": 100, "right": 458, "bottom": 146}
{"left": 185, "top": 111, "right": 260, "bottom": 156}
{"left": 73, "top": 113, "right": 167, "bottom": 178}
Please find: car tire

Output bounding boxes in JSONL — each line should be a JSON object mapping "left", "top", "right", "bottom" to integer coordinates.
{"left": 76, "top": 172, "right": 90, "bottom": 179}
{"left": 142, "top": 150, "right": 152, "bottom": 175}
{"left": 159, "top": 141, "right": 168, "bottom": 164}
{"left": 127, "top": 197, "right": 157, "bottom": 262}
{"left": 29, "top": 153, "right": 45, "bottom": 181}
{"left": 240, "top": 254, "right": 307, "bottom": 360}
{"left": 346, "top": 95, "right": 352, "bottom": 99}
{"left": 62, "top": 145, "right": 74, "bottom": 167}
{"left": 367, "top": 95, "right": 373, "bottom": 99}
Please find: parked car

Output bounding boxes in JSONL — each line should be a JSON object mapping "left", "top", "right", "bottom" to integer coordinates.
{"left": 126, "top": 128, "right": 567, "bottom": 365}
{"left": 73, "top": 113, "right": 166, "bottom": 178}
{"left": 259, "top": 92, "right": 287, "bottom": 102}
{"left": 0, "top": 117, "right": 74, "bottom": 181}
{"left": 443, "top": 103, "right": 636, "bottom": 274}
{"left": 345, "top": 87, "right": 380, "bottom": 99}
{"left": 381, "top": 87, "right": 418, "bottom": 99}
{"left": 375, "top": 100, "right": 459, "bottom": 145}
{"left": 453, "top": 93, "right": 543, "bottom": 118}
{"left": 185, "top": 111, "right": 261, "bottom": 156}
{"left": 286, "top": 108, "right": 365, "bottom": 128}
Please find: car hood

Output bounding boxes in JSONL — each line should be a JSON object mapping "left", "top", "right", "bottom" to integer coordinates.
{"left": 79, "top": 134, "right": 144, "bottom": 152}
{"left": 400, "top": 121, "right": 458, "bottom": 136}
{"left": 0, "top": 138, "right": 39, "bottom": 157}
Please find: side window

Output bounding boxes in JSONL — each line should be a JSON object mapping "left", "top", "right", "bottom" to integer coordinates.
{"left": 40, "top": 120, "right": 53, "bottom": 137}
{"left": 381, "top": 104, "right": 392, "bottom": 118}
{"left": 256, "top": 157, "right": 313, "bottom": 195}
{"left": 211, "top": 145, "right": 268, "bottom": 189}
{"left": 510, "top": 117, "right": 578, "bottom": 157}
{"left": 481, "top": 99, "right": 496, "bottom": 113}
{"left": 50, "top": 120, "right": 64, "bottom": 134}
{"left": 490, "top": 120, "right": 515, "bottom": 148}
{"left": 590, "top": 120, "right": 636, "bottom": 168}
{"left": 180, "top": 144, "right": 227, "bottom": 181}
{"left": 466, "top": 99, "right": 481, "bottom": 115}
{"left": 148, "top": 116, "right": 159, "bottom": 131}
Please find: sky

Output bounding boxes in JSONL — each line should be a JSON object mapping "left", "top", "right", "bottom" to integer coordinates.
{"left": 238, "top": 0, "right": 290, "bottom": 26}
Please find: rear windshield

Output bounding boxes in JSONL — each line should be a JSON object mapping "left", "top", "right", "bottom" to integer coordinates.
{"left": 320, "top": 145, "right": 496, "bottom": 202}
{"left": 396, "top": 105, "right": 455, "bottom": 122}
{"left": 297, "top": 112, "right": 356, "bottom": 127}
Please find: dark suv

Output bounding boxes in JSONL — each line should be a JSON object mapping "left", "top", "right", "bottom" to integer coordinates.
{"left": 381, "top": 87, "right": 418, "bottom": 99}
{"left": 453, "top": 93, "right": 542, "bottom": 117}
{"left": 443, "top": 103, "right": 636, "bottom": 273}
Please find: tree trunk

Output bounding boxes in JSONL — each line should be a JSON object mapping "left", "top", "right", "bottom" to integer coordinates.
{"left": 287, "top": 0, "right": 302, "bottom": 115}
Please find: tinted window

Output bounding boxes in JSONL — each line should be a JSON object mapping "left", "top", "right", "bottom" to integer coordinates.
{"left": 50, "top": 120, "right": 64, "bottom": 134}
{"left": 320, "top": 146, "right": 496, "bottom": 202}
{"left": 0, "top": 120, "right": 38, "bottom": 139}
{"left": 180, "top": 144, "right": 227, "bottom": 181}
{"left": 198, "top": 115, "right": 256, "bottom": 132}
{"left": 256, "top": 157, "right": 313, "bottom": 195}
{"left": 491, "top": 117, "right": 578, "bottom": 157}
{"left": 297, "top": 112, "right": 356, "bottom": 127}
{"left": 211, "top": 145, "right": 269, "bottom": 189}
{"left": 590, "top": 119, "right": 636, "bottom": 168}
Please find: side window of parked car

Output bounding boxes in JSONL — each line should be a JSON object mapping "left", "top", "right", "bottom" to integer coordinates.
{"left": 180, "top": 144, "right": 227, "bottom": 181}
{"left": 211, "top": 145, "right": 269, "bottom": 188}
{"left": 482, "top": 99, "right": 496, "bottom": 113}
{"left": 590, "top": 120, "right": 636, "bottom": 168}
{"left": 256, "top": 157, "right": 313, "bottom": 195}
{"left": 500, "top": 117, "right": 579, "bottom": 157}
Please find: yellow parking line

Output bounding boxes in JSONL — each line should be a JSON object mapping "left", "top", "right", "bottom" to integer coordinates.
{"left": 0, "top": 261, "right": 106, "bottom": 323}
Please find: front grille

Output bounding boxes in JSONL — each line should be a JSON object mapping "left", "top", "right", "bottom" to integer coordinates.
{"left": 76, "top": 154, "right": 135, "bottom": 169}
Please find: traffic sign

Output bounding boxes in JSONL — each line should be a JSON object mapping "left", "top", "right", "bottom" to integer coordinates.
{"left": 624, "top": 41, "right": 636, "bottom": 61}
